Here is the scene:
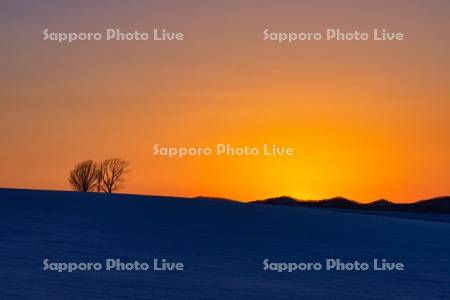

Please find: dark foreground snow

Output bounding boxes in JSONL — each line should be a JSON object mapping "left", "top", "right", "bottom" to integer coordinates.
{"left": 0, "top": 189, "right": 449, "bottom": 299}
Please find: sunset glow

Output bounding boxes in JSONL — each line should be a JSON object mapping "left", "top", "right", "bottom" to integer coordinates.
{"left": 1, "top": 1, "right": 449, "bottom": 202}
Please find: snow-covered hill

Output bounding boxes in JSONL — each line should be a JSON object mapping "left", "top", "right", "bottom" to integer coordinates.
{"left": 0, "top": 189, "right": 449, "bottom": 299}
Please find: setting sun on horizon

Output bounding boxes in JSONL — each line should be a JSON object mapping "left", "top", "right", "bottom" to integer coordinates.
{"left": 1, "top": 1, "right": 449, "bottom": 202}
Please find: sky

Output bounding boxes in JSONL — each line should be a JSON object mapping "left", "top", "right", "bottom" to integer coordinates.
{"left": 0, "top": 0, "right": 449, "bottom": 202}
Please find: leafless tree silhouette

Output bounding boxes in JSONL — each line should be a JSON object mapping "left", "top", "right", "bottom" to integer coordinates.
{"left": 98, "top": 158, "right": 130, "bottom": 194}
{"left": 95, "top": 167, "right": 104, "bottom": 192}
{"left": 68, "top": 160, "right": 99, "bottom": 192}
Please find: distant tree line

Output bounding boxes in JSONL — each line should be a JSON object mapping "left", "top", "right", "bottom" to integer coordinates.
{"left": 69, "top": 158, "right": 130, "bottom": 193}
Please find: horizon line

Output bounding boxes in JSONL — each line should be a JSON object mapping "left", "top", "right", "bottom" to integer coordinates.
{"left": 0, "top": 187, "right": 448, "bottom": 205}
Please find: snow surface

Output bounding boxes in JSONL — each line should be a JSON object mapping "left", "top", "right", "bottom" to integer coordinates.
{"left": 0, "top": 189, "right": 449, "bottom": 299}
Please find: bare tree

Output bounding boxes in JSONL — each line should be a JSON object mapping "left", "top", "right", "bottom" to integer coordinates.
{"left": 98, "top": 158, "right": 130, "bottom": 194}
{"left": 95, "top": 167, "right": 104, "bottom": 192}
{"left": 68, "top": 160, "right": 99, "bottom": 192}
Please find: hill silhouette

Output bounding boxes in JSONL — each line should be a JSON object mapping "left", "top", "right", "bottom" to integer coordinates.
{"left": 251, "top": 196, "right": 450, "bottom": 214}
{"left": 1, "top": 188, "right": 449, "bottom": 298}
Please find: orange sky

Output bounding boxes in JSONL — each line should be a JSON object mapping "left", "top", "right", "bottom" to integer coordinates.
{"left": 1, "top": 1, "right": 449, "bottom": 202}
